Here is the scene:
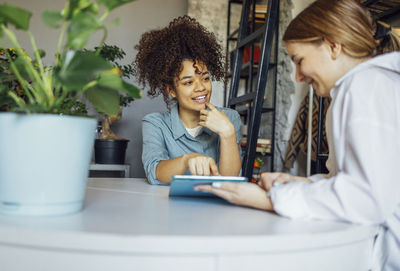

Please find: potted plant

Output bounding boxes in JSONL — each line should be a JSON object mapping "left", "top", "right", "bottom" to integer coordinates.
{"left": 92, "top": 44, "right": 135, "bottom": 165}
{"left": 0, "top": 0, "right": 141, "bottom": 216}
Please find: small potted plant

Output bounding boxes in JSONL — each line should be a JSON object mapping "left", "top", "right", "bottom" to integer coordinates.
{"left": 0, "top": 0, "right": 141, "bottom": 216}
{"left": 93, "top": 44, "right": 135, "bottom": 165}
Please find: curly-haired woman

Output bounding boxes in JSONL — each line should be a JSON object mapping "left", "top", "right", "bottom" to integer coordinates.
{"left": 134, "top": 16, "right": 242, "bottom": 185}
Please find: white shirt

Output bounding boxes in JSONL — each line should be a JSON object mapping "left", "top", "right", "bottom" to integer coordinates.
{"left": 270, "top": 52, "right": 400, "bottom": 271}
{"left": 186, "top": 126, "right": 203, "bottom": 138}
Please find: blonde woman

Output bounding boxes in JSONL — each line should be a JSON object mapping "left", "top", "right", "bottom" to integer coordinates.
{"left": 196, "top": 0, "right": 400, "bottom": 269}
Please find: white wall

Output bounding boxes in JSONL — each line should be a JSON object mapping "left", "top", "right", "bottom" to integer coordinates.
{"left": 1, "top": 0, "right": 188, "bottom": 178}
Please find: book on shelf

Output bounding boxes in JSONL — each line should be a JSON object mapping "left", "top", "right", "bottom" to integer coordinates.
{"left": 240, "top": 137, "right": 271, "bottom": 153}
{"left": 249, "top": 4, "right": 267, "bottom": 19}
{"left": 241, "top": 137, "right": 271, "bottom": 147}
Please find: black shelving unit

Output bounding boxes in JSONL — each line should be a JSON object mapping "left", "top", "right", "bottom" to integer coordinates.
{"left": 225, "top": 0, "right": 279, "bottom": 180}
{"left": 314, "top": 0, "right": 400, "bottom": 173}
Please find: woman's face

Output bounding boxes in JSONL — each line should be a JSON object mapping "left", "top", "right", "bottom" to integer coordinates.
{"left": 169, "top": 59, "right": 212, "bottom": 114}
{"left": 285, "top": 40, "right": 339, "bottom": 97}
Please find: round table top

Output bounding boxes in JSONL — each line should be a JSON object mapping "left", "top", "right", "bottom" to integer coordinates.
{"left": 0, "top": 178, "right": 378, "bottom": 254}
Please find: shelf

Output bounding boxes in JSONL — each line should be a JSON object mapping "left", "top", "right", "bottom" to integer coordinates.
{"left": 235, "top": 104, "right": 274, "bottom": 115}
{"left": 89, "top": 163, "right": 130, "bottom": 178}
{"left": 227, "top": 61, "right": 276, "bottom": 78}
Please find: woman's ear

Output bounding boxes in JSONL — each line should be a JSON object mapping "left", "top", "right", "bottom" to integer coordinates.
{"left": 323, "top": 38, "right": 342, "bottom": 60}
{"left": 166, "top": 85, "right": 176, "bottom": 98}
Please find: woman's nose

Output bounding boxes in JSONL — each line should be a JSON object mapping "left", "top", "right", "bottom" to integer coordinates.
{"left": 195, "top": 79, "right": 206, "bottom": 91}
{"left": 295, "top": 68, "right": 305, "bottom": 82}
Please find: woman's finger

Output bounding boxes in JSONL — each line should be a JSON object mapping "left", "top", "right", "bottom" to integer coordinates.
{"left": 205, "top": 103, "right": 217, "bottom": 111}
{"left": 195, "top": 160, "right": 203, "bottom": 175}
{"left": 188, "top": 159, "right": 197, "bottom": 175}
{"left": 259, "top": 172, "right": 280, "bottom": 190}
{"left": 203, "top": 159, "right": 210, "bottom": 176}
{"left": 209, "top": 159, "right": 220, "bottom": 176}
{"left": 200, "top": 109, "right": 209, "bottom": 116}
{"left": 195, "top": 184, "right": 234, "bottom": 202}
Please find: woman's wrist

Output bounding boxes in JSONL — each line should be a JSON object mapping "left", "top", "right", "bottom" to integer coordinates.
{"left": 218, "top": 123, "right": 236, "bottom": 140}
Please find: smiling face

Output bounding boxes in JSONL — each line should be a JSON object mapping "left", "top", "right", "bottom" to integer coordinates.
{"left": 168, "top": 59, "right": 212, "bottom": 118}
{"left": 285, "top": 40, "right": 339, "bottom": 97}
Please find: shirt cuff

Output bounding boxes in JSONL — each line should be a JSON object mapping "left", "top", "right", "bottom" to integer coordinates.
{"left": 270, "top": 181, "right": 312, "bottom": 219}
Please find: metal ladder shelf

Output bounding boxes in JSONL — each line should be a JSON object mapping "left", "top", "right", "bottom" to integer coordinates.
{"left": 226, "top": 0, "right": 279, "bottom": 179}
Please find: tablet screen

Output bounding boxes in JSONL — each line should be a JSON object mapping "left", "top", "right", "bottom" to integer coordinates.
{"left": 168, "top": 175, "right": 248, "bottom": 197}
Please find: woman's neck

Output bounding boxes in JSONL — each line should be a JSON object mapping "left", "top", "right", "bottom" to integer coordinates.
{"left": 178, "top": 107, "right": 200, "bottom": 128}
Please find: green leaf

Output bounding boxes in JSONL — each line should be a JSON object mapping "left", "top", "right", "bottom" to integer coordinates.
{"left": 85, "top": 86, "right": 120, "bottom": 116}
{"left": 64, "top": 0, "right": 80, "bottom": 20}
{"left": 35, "top": 49, "right": 46, "bottom": 58}
{"left": 0, "top": 83, "right": 7, "bottom": 94}
{"left": 97, "top": 71, "right": 141, "bottom": 98}
{"left": 0, "top": 73, "right": 18, "bottom": 83}
{"left": 55, "top": 50, "right": 112, "bottom": 90}
{"left": 42, "top": 10, "right": 64, "bottom": 29}
{"left": 0, "top": 4, "right": 32, "bottom": 30}
{"left": 96, "top": 0, "right": 136, "bottom": 11}
{"left": 66, "top": 11, "right": 101, "bottom": 49}
{"left": 13, "top": 56, "right": 31, "bottom": 79}
{"left": 82, "top": 3, "right": 99, "bottom": 15}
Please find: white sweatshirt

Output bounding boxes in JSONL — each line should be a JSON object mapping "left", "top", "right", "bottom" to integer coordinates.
{"left": 271, "top": 52, "right": 400, "bottom": 271}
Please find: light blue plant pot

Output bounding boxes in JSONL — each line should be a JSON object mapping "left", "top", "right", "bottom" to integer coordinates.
{"left": 0, "top": 113, "right": 97, "bottom": 216}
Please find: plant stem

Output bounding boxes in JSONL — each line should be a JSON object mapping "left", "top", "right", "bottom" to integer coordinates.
{"left": 8, "top": 91, "right": 28, "bottom": 111}
{"left": 99, "top": 10, "right": 109, "bottom": 22}
{"left": 95, "top": 26, "right": 108, "bottom": 55}
{"left": 1, "top": 25, "right": 47, "bottom": 104}
{"left": 55, "top": 21, "right": 67, "bottom": 67}
{"left": 28, "top": 31, "right": 55, "bottom": 107}
{"left": 82, "top": 80, "right": 97, "bottom": 93}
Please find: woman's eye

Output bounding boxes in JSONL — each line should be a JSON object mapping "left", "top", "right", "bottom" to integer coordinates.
{"left": 184, "top": 81, "right": 192, "bottom": 86}
{"left": 203, "top": 77, "right": 210, "bottom": 81}
{"left": 297, "top": 59, "right": 303, "bottom": 66}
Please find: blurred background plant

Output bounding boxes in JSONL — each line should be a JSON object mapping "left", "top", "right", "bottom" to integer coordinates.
{"left": 89, "top": 44, "right": 136, "bottom": 139}
{"left": 252, "top": 156, "right": 265, "bottom": 183}
{"left": 0, "top": 0, "right": 141, "bottom": 117}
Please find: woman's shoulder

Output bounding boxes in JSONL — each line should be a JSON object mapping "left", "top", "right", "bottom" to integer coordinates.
{"left": 142, "top": 111, "right": 171, "bottom": 126}
{"left": 336, "top": 52, "right": 400, "bottom": 92}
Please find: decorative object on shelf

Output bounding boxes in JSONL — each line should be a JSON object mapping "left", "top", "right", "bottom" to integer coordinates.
{"left": 91, "top": 44, "right": 137, "bottom": 165}
{"left": 0, "top": 0, "right": 140, "bottom": 216}
{"left": 251, "top": 156, "right": 265, "bottom": 183}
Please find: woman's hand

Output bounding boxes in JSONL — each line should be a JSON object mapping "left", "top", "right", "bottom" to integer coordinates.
{"left": 258, "top": 172, "right": 312, "bottom": 191}
{"left": 199, "top": 103, "right": 235, "bottom": 138}
{"left": 195, "top": 182, "right": 274, "bottom": 210}
{"left": 184, "top": 153, "right": 219, "bottom": 176}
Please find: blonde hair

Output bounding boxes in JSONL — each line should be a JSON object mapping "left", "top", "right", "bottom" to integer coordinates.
{"left": 283, "top": 0, "right": 400, "bottom": 57}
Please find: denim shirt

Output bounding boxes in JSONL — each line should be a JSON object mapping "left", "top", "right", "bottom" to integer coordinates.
{"left": 142, "top": 104, "right": 242, "bottom": 185}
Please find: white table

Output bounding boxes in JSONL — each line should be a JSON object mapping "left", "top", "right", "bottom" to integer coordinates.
{"left": 0, "top": 178, "right": 378, "bottom": 271}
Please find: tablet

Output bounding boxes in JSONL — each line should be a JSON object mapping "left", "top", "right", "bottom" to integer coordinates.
{"left": 168, "top": 175, "right": 248, "bottom": 197}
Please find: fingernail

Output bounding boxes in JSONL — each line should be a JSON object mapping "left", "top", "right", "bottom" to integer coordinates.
{"left": 273, "top": 182, "right": 280, "bottom": 187}
{"left": 212, "top": 182, "right": 222, "bottom": 188}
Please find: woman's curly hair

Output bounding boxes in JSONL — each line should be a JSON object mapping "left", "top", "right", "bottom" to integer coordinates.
{"left": 133, "top": 15, "right": 225, "bottom": 107}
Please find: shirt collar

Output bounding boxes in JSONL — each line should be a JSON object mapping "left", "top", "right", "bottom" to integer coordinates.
{"left": 170, "top": 104, "right": 214, "bottom": 139}
{"left": 171, "top": 104, "right": 186, "bottom": 140}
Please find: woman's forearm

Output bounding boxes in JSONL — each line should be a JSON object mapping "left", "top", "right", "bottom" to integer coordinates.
{"left": 218, "top": 131, "right": 242, "bottom": 176}
{"left": 156, "top": 154, "right": 190, "bottom": 183}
